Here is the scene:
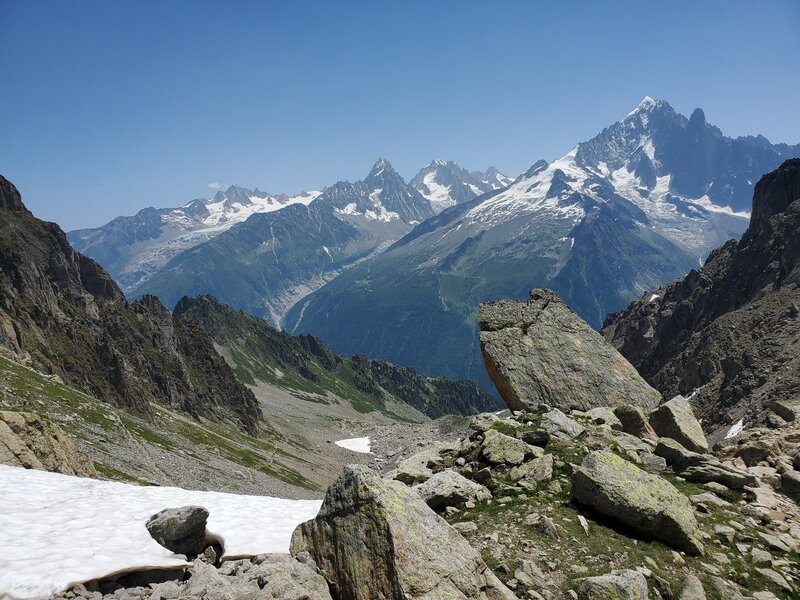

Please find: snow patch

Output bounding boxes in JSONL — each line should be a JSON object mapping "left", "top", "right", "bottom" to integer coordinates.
{"left": 724, "top": 418, "right": 745, "bottom": 440}
{"left": 335, "top": 437, "right": 372, "bottom": 454}
{"left": 0, "top": 465, "right": 322, "bottom": 600}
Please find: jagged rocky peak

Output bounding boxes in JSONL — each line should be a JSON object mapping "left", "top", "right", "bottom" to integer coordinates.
{"left": 745, "top": 158, "right": 800, "bottom": 242}
{"left": 411, "top": 159, "right": 511, "bottom": 213}
{"left": 367, "top": 156, "right": 399, "bottom": 180}
{"left": 0, "top": 175, "right": 31, "bottom": 214}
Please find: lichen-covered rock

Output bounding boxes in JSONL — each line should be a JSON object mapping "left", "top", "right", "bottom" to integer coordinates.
{"left": 540, "top": 408, "right": 585, "bottom": 439}
{"left": 146, "top": 506, "right": 209, "bottom": 557}
{"left": 578, "top": 569, "right": 649, "bottom": 599}
{"left": 613, "top": 405, "right": 659, "bottom": 442}
{"left": 290, "top": 465, "right": 519, "bottom": 600}
{"left": 470, "top": 412, "right": 501, "bottom": 433}
{"left": 508, "top": 454, "right": 554, "bottom": 484}
{"left": 0, "top": 411, "right": 96, "bottom": 477}
{"left": 649, "top": 396, "right": 708, "bottom": 453}
{"left": 571, "top": 451, "right": 704, "bottom": 555}
{"left": 654, "top": 438, "right": 755, "bottom": 490}
{"left": 481, "top": 429, "right": 534, "bottom": 466}
{"left": 415, "top": 470, "right": 492, "bottom": 511}
{"left": 585, "top": 407, "right": 623, "bottom": 430}
{"left": 394, "top": 444, "right": 444, "bottom": 485}
{"left": 479, "top": 289, "right": 661, "bottom": 413}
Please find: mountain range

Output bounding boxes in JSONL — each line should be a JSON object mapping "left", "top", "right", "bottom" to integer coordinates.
{"left": 67, "top": 98, "right": 799, "bottom": 392}
{"left": 285, "top": 98, "right": 798, "bottom": 389}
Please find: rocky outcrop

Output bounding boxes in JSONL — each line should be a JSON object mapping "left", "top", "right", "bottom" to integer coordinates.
{"left": 146, "top": 506, "right": 209, "bottom": 557}
{"left": 649, "top": 396, "right": 709, "bottom": 453}
{"left": 0, "top": 176, "right": 261, "bottom": 434}
{"left": 571, "top": 450, "right": 704, "bottom": 555}
{"left": 290, "top": 464, "right": 518, "bottom": 599}
{"left": 0, "top": 411, "right": 96, "bottom": 476}
{"left": 654, "top": 438, "right": 756, "bottom": 490}
{"left": 603, "top": 159, "right": 800, "bottom": 439}
{"left": 479, "top": 289, "right": 661, "bottom": 413}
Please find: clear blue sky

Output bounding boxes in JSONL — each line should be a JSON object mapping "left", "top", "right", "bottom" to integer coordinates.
{"left": 1, "top": 0, "right": 798, "bottom": 230}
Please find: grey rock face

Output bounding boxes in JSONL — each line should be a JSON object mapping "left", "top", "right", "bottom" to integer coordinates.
{"left": 578, "top": 569, "right": 649, "bottom": 599}
{"left": 415, "top": 469, "right": 492, "bottom": 511}
{"left": 290, "top": 464, "right": 519, "bottom": 599}
{"left": 780, "top": 469, "right": 800, "bottom": 500}
{"left": 0, "top": 411, "right": 96, "bottom": 477}
{"left": 479, "top": 289, "right": 661, "bottom": 413}
{"left": 571, "top": 451, "right": 704, "bottom": 555}
{"left": 649, "top": 396, "right": 708, "bottom": 453}
{"left": 146, "top": 506, "right": 209, "bottom": 557}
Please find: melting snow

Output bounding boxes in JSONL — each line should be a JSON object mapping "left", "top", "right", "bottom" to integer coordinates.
{"left": 724, "top": 418, "right": 745, "bottom": 440}
{"left": 0, "top": 465, "right": 322, "bottom": 600}
{"left": 335, "top": 437, "right": 372, "bottom": 454}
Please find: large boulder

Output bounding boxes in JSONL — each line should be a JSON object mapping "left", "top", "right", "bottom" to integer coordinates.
{"left": 571, "top": 451, "right": 704, "bottom": 555}
{"left": 478, "top": 289, "right": 661, "bottom": 413}
{"left": 146, "top": 506, "right": 209, "bottom": 557}
{"left": 0, "top": 411, "right": 96, "bottom": 477}
{"left": 415, "top": 469, "right": 492, "bottom": 510}
{"left": 290, "top": 465, "right": 519, "bottom": 600}
{"left": 649, "top": 396, "right": 708, "bottom": 453}
{"left": 509, "top": 454, "right": 554, "bottom": 484}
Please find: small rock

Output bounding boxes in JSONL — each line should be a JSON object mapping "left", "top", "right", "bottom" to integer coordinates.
{"left": 678, "top": 573, "right": 705, "bottom": 600}
{"left": 524, "top": 513, "right": 559, "bottom": 538}
{"left": 415, "top": 469, "right": 492, "bottom": 511}
{"left": 145, "top": 506, "right": 208, "bottom": 557}
{"left": 754, "top": 567, "right": 793, "bottom": 593}
{"left": 779, "top": 469, "right": 800, "bottom": 500}
{"left": 540, "top": 408, "right": 585, "bottom": 439}
{"left": 452, "top": 521, "right": 478, "bottom": 534}
{"left": 585, "top": 407, "right": 623, "bottom": 430}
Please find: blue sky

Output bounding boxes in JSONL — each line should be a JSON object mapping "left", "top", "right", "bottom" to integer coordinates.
{"left": 1, "top": 0, "right": 798, "bottom": 230}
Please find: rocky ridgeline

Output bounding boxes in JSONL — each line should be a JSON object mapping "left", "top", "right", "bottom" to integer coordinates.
{"left": 60, "top": 399, "right": 800, "bottom": 600}
{"left": 603, "top": 159, "right": 800, "bottom": 441}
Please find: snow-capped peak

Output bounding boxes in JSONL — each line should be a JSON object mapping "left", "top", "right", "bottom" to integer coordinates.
{"left": 625, "top": 96, "right": 659, "bottom": 119}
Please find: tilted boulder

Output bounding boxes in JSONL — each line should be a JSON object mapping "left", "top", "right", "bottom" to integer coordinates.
{"left": 571, "top": 451, "right": 704, "bottom": 555}
{"left": 509, "top": 454, "right": 554, "bottom": 484}
{"left": 415, "top": 469, "right": 492, "bottom": 511}
{"left": 585, "top": 407, "right": 623, "bottom": 430}
{"left": 649, "top": 396, "right": 708, "bottom": 453}
{"left": 479, "top": 289, "right": 661, "bottom": 413}
{"left": 290, "top": 465, "right": 519, "bottom": 600}
{"left": 146, "top": 506, "right": 209, "bottom": 557}
{"left": 0, "top": 411, "right": 96, "bottom": 477}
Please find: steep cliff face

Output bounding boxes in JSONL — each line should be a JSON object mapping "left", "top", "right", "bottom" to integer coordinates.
{"left": 0, "top": 175, "right": 261, "bottom": 434}
{"left": 603, "top": 159, "right": 800, "bottom": 438}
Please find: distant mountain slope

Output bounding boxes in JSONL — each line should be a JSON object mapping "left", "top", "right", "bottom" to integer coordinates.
{"left": 131, "top": 159, "right": 434, "bottom": 325}
{"left": 285, "top": 99, "right": 798, "bottom": 390}
{"left": 174, "top": 295, "right": 502, "bottom": 418}
{"left": 0, "top": 175, "right": 261, "bottom": 434}
{"left": 603, "top": 159, "right": 800, "bottom": 440}
{"left": 410, "top": 160, "right": 512, "bottom": 213}
{"left": 68, "top": 185, "right": 321, "bottom": 292}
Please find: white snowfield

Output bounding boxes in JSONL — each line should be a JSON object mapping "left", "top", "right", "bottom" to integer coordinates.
{"left": 0, "top": 465, "right": 322, "bottom": 600}
{"left": 334, "top": 437, "right": 372, "bottom": 453}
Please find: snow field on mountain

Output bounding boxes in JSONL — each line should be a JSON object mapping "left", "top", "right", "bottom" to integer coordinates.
{"left": 0, "top": 465, "right": 322, "bottom": 600}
